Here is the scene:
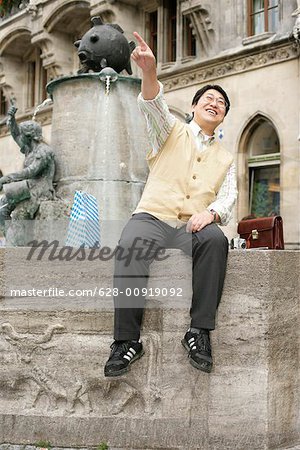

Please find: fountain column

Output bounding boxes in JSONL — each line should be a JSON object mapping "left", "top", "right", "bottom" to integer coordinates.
{"left": 47, "top": 72, "right": 149, "bottom": 238}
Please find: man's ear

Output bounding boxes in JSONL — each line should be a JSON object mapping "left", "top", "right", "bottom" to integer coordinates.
{"left": 185, "top": 112, "right": 194, "bottom": 123}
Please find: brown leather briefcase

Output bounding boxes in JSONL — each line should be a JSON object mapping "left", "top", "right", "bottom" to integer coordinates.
{"left": 237, "top": 216, "right": 284, "bottom": 250}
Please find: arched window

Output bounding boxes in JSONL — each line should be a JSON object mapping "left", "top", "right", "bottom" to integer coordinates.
{"left": 148, "top": 10, "right": 158, "bottom": 59}
{"left": 163, "top": 0, "right": 177, "bottom": 62}
{"left": 182, "top": 15, "right": 196, "bottom": 58}
{"left": 0, "top": 88, "right": 8, "bottom": 116}
{"left": 246, "top": 116, "right": 280, "bottom": 217}
{"left": 1, "top": 31, "right": 48, "bottom": 112}
{"left": 25, "top": 47, "right": 48, "bottom": 109}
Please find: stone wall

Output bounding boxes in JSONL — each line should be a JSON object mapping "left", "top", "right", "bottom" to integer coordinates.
{"left": 0, "top": 248, "right": 299, "bottom": 449}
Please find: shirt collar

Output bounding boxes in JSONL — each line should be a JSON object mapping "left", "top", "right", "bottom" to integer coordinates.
{"left": 189, "top": 120, "right": 215, "bottom": 144}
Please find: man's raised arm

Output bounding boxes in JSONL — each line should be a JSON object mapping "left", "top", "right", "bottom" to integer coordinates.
{"left": 131, "top": 32, "right": 160, "bottom": 100}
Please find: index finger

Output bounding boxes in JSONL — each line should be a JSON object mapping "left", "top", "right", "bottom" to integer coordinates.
{"left": 133, "top": 31, "right": 148, "bottom": 48}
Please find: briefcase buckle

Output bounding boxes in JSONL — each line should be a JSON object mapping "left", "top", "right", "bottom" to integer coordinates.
{"left": 252, "top": 229, "right": 259, "bottom": 240}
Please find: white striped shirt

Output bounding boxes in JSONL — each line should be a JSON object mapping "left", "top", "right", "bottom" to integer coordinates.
{"left": 137, "top": 82, "right": 238, "bottom": 226}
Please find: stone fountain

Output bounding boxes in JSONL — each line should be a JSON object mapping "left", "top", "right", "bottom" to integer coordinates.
{"left": 47, "top": 70, "right": 148, "bottom": 219}
{"left": 43, "top": 17, "right": 149, "bottom": 246}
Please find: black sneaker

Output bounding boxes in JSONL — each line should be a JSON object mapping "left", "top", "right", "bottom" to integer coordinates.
{"left": 104, "top": 340, "right": 144, "bottom": 377}
{"left": 181, "top": 328, "right": 213, "bottom": 373}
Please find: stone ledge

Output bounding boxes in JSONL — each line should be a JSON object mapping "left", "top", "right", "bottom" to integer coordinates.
{"left": 1, "top": 445, "right": 300, "bottom": 450}
{"left": 0, "top": 249, "right": 299, "bottom": 449}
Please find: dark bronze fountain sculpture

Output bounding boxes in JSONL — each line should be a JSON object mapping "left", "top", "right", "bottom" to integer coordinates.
{"left": 74, "top": 16, "right": 136, "bottom": 74}
{"left": 0, "top": 106, "right": 55, "bottom": 245}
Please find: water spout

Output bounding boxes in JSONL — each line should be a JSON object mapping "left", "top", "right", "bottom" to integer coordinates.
{"left": 32, "top": 97, "right": 53, "bottom": 120}
{"left": 99, "top": 67, "right": 118, "bottom": 95}
{"left": 105, "top": 76, "right": 111, "bottom": 95}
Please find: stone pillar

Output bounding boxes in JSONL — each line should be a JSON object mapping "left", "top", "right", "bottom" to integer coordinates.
{"left": 47, "top": 74, "right": 149, "bottom": 222}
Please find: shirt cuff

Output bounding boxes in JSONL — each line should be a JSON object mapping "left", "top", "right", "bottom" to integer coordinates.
{"left": 207, "top": 203, "right": 229, "bottom": 226}
{"left": 137, "top": 81, "right": 164, "bottom": 104}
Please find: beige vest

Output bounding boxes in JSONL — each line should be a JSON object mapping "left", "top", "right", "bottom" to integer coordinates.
{"left": 134, "top": 120, "right": 233, "bottom": 223}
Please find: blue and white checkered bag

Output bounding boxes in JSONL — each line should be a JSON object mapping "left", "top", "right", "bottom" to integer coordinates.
{"left": 66, "top": 191, "right": 100, "bottom": 248}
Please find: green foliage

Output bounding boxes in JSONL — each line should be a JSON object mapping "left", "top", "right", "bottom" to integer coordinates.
{"left": 251, "top": 181, "right": 272, "bottom": 217}
{"left": 97, "top": 443, "right": 109, "bottom": 450}
{"left": 34, "top": 440, "right": 52, "bottom": 449}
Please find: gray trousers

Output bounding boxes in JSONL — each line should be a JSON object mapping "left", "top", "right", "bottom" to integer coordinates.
{"left": 114, "top": 213, "right": 228, "bottom": 340}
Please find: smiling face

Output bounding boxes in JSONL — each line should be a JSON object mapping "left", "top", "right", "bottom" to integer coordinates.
{"left": 192, "top": 89, "right": 227, "bottom": 135}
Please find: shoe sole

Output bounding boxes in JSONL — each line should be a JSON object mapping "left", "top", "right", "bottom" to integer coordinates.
{"left": 181, "top": 339, "right": 212, "bottom": 373}
{"left": 104, "top": 350, "right": 145, "bottom": 377}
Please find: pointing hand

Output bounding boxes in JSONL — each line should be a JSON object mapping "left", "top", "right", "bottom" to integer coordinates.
{"left": 131, "top": 32, "right": 156, "bottom": 72}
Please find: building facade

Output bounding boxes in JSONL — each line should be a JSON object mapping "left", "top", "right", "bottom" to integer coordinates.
{"left": 0, "top": 0, "right": 299, "bottom": 247}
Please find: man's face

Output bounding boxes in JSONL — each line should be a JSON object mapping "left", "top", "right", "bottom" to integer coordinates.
{"left": 192, "top": 89, "right": 227, "bottom": 132}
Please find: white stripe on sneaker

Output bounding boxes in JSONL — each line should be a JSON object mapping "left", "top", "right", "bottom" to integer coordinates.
{"left": 188, "top": 338, "right": 195, "bottom": 348}
{"left": 123, "top": 347, "right": 137, "bottom": 361}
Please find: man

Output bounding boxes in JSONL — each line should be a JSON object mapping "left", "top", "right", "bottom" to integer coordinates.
{"left": 104, "top": 32, "right": 237, "bottom": 377}
{"left": 0, "top": 106, "right": 55, "bottom": 245}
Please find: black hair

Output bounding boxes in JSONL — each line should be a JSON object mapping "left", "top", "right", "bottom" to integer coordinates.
{"left": 191, "top": 84, "right": 230, "bottom": 116}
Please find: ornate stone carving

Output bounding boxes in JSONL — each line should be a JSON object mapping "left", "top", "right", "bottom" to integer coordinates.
{"left": 25, "top": 1, "right": 38, "bottom": 18}
{"left": 292, "top": 5, "right": 300, "bottom": 43}
{"left": 0, "top": 324, "right": 161, "bottom": 416}
{"left": 31, "top": 31, "right": 66, "bottom": 78}
{"left": 0, "top": 323, "right": 92, "bottom": 413}
{"left": 161, "top": 43, "right": 299, "bottom": 92}
{"left": 71, "top": 332, "right": 161, "bottom": 417}
{"left": 180, "top": 2, "right": 215, "bottom": 56}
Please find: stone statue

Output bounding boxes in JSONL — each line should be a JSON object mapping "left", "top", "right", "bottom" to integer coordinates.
{"left": 292, "top": 3, "right": 300, "bottom": 42}
{"left": 0, "top": 106, "right": 55, "bottom": 245}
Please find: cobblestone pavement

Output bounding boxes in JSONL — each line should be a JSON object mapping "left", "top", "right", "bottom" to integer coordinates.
{"left": 1, "top": 445, "right": 300, "bottom": 450}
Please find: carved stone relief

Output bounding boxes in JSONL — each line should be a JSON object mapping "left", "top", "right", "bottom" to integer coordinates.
{"left": 181, "top": 2, "right": 215, "bottom": 56}
{"left": 0, "top": 323, "right": 162, "bottom": 417}
{"left": 292, "top": 6, "right": 300, "bottom": 43}
{"left": 161, "top": 44, "right": 299, "bottom": 92}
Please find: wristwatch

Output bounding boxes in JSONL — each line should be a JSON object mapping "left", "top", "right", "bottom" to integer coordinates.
{"left": 208, "top": 209, "right": 217, "bottom": 223}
